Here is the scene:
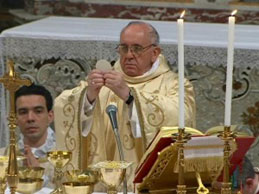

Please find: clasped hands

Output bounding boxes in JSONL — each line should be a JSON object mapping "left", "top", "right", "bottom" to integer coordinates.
{"left": 87, "top": 69, "right": 130, "bottom": 104}
{"left": 24, "top": 144, "right": 40, "bottom": 167}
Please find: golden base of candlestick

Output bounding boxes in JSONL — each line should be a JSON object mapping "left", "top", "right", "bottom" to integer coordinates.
{"left": 221, "top": 182, "right": 232, "bottom": 194}
{"left": 172, "top": 128, "right": 191, "bottom": 194}
{"left": 176, "top": 185, "right": 186, "bottom": 194}
{"left": 218, "top": 126, "right": 235, "bottom": 194}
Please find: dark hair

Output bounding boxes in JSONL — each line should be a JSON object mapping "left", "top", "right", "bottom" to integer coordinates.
{"left": 120, "top": 21, "right": 160, "bottom": 45}
{"left": 239, "top": 157, "right": 256, "bottom": 187}
{"left": 15, "top": 84, "right": 53, "bottom": 111}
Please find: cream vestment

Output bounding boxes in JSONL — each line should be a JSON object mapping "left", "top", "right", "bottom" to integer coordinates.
{"left": 54, "top": 55, "right": 196, "bottom": 190}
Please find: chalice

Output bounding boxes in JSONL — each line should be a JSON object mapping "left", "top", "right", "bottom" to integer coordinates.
{"left": 16, "top": 166, "right": 45, "bottom": 194}
{"left": 92, "top": 161, "right": 132, "bottom": 194}
{"left": 0, "top": 156, "right": 8, "bottom": 194}
{"left": 47, "top": 151, "right": 72, "bottom": 194}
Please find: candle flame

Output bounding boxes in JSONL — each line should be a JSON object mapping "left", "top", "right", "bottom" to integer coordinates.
{"left": 180, "top": 10, "right": 185, "bottom": 19}
{"left": 8, "top": 60, "right": 15, "bottom": 77}
{"left": 231, "top": 10, "right": 237, "bottom": 16}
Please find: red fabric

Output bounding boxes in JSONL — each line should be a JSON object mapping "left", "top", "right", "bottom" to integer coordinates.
{"left": 134, "top": 136, "right": 255, "bottom": 184}
{"left": 217, "top": 137, "right": 255, "bottom": 181}
{"left": 134, "top": 136, "right": 173, "bottom": 183}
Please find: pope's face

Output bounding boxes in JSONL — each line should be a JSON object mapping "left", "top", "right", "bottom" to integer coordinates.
{"left": 16, "top": 95, "right": 53, "bottom": 142}
{"left": 119, "top": 24, "right": 160, "bottom": 77}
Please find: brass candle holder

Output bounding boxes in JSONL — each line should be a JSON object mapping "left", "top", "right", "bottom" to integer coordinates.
{"left": 172, "top": 128, "right": 191, "bottom": 194}
{"left": 0, "top": 60, "right": 31, "bottom": 194}
{"left": 47, "top": 151, "right": 72, "bottom": 194}
{"left": 218, "top": 126, "right": 235, "bottom": 194}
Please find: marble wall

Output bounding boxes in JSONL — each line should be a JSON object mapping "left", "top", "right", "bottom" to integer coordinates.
{"left": 22, "top": 0, "right": 259, "bottom": 24}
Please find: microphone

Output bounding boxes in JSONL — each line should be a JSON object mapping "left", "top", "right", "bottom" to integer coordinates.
{"left": 106, "top": 103, "right": 128, "bottom": 194}
{"left": 106, "top": 104, "right": 118, "bottom": 131}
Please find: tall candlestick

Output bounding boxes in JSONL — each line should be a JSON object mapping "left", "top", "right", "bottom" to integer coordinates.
{"left": 177, "top": 11, "right": 185, "bottom": 129}
{"left": 224, "top": 10, "right": 237, "bottom": 126}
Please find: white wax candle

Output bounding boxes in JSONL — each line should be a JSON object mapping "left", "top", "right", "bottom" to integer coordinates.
{"left": 224, "top": 14, "right": 236, "bottom": 126}
{"left": 177, "top": 17, "right": 185, "bottom": 129}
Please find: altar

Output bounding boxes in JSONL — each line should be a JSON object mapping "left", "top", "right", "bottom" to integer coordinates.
{"left": 1, "top": 16, "right": 259, "bottom": 149}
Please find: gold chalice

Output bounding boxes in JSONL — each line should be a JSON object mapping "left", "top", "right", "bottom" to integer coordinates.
{"left": 47, "top": 151, "right": 72, "bottom": 194}
{"left": 63, "top": 182, "right": 94, "bottom": 194}
{"left": 0, "top": 156, "right": 8, "bottom": 194}
{"left": 18, "top": 167, "right": 45, "bottom": 179}
{"left": 0, "top": 155, "right": 26, "bottom": 194}
{"left": 92, "top": 161, "right": 132, "bottom": 194}
{"left": 16, "top": 166, "right": 45, "bottom": 194}
{"left": 65, "top": 168, "right": 99, "bottom": 184}
{"left": 17, "top": 178, "right": 43, "bottom": 194}
{"left": 63, "top": 168, "right": 99, "bottom": 194}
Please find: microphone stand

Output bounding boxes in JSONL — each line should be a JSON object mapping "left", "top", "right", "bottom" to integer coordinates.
{"left": 113, "top": 127, "right": 128, "bottom": 194}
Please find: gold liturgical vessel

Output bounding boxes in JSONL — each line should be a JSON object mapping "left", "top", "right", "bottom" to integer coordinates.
{"left": 0, "top": 156, "right": 9, "bottom": 194}
{"left": 92, "top": 161, "right": 132, "bottom": 194}
{"left": 47, "top": 150, "right": 72, "bottom": 194}
{"left": 16, "top": 166, "right": 45, "bottom": 194}
{"left": 0, "top": 60, "right": 31, "bottom": 194}
{"left": 63, "top": 169, "right": 99, "bottom": 194}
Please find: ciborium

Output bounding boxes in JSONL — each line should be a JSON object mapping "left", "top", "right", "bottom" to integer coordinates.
{"left": 47, "top": 151, "right": 72, "bottom": 194}
{"left": 0, "top": 156, "right": 8, "bottom": 194}
{"left": 16, "top": 166, "right": 45, "bottom": 194}
{"left": 63, "top": 182, "right": 94, "bottom": 194}
{"left": 65, "top": 168, "right": 99, "bottom": 185}
{"left": 92, "top": 161, "right": 132, "bottom": 194}
{"left": 16, "top": 178, "right": 43, "bottom": 194}
{"left": 18, "top": 167, "right": 45, "bottom": 180}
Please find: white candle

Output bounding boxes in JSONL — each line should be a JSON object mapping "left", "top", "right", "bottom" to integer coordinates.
{"left": 224, "top": 10, "right": 237, "bottom": 126}
{"left": 177, "top": 11, "right": 185, "bottom": 129}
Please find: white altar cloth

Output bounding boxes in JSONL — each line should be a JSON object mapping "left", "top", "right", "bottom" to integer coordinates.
{"left": 0, "top": 16, "right": 259, "bottom": 148}
{"left": 1, "top": 16, "right": 259, "bottom": 68}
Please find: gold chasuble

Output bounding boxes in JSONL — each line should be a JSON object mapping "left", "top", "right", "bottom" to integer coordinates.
{"left": 54, "top": 55, "right": 196, "bottom": 190}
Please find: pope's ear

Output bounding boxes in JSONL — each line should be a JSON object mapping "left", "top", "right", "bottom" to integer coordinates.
{"left": 151, "top": 46, "right": 161, "bottom": 62}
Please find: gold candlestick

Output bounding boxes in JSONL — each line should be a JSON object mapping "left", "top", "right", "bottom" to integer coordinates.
{"left": 218, "top": 126, "right": 235, "bottom": 194}
{"left": 0, "top": 60, "right": 31, "bottom": 194}
{"left": 173, "top": 128, "right": 191, "bottom": 194}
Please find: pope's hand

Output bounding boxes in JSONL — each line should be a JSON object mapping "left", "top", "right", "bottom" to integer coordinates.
{"left": 104, "top": 71, "right": 130, "bottom": 101}
{"left": 86, "top": 69, "right": 105, "bottom": 103}
{"left": 24, "top": 145, "right": 40, "bottom": 167}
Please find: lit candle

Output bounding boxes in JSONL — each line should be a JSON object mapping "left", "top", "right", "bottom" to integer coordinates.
{"left": 177, "top": 10, "right": 185, "bottom": 129}
{"left": 224, "top": 10, "right": 237, "bottom": 126}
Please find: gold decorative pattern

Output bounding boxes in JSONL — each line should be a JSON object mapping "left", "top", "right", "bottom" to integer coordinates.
{"left": 144, "top": 144, "right": 177, "bottom": 188}
{"left": 77, "top": 87, "right": 87, "bottom": 169}
{"left": 140, "top": 92, "right": 165, "bottom": 127}
{"left": 87, "top": 132, "right": 98, "bottom": 164}
{"left": 63, "top": 102, "right": 76, "bottom": 152}
{"left": 123, "top": 133, "right": 135, "bottom": 150}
